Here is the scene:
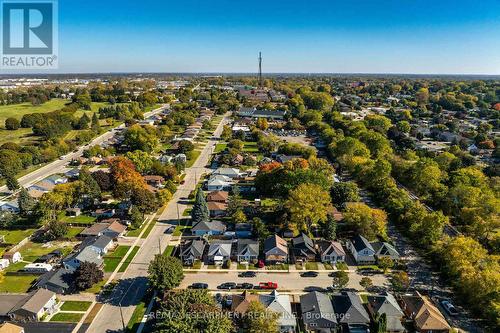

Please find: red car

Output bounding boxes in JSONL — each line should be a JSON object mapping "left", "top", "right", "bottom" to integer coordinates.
{"left": 257, "top": 260, "right": 265, "bottom": 268}
{"left": 259, "top": 282, "right": 278, "bottom": 289}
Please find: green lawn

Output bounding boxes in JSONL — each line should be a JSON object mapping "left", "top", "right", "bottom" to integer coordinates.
{"left": 266, "top": 263, "right": 289, "bottom": 270}
{"left": 163, "top": 245, "right": 174, "bottom": 257}
{"left": 243, "top": 141, "right": 259, "bottom": 152}
{"left": 0, "top": 229, "right": 37, "bottom": 244}
{"left": 0, "top": 275, "right": 38, "bottom": 293}
{"left": 103, "top": 246, "right": 131, "bottom": 273}
{"left": 84, "top": 279, "right": 106, "bottom": 294}
{"left": 60, "top": 301, "right": 92, "bottom": 312}
{"left": 0, "top": 99, "right": 69, "bottom": 124}
{"left": 173, "top": 225, "right": 191, "bottom": 237}
{"left": 305, "top": 262, "right": 319, "bottom": 270}
{"left": 214, "top": 143, "right": 228, "bottom": 153}
{"left": 337, "top": 262, "right": 348, "bottom": 270}
{"left": 59, "top": 213, "right": 97, "bottom": 225}
{"left": 126, "top": 300, "right": 147, "bottom": 333}
{"left": 50, "top": 312, "right": 84, "bottom": 323}
{"left": 141, "top": 221, "right": 156, "bottom": 239}
{"left": 118, "top": 246, "right": 140, "bottom": 273}
{"left": 186, "top": 150, "right": 202, "bottom": 167}
{"left": 19, "top": 241, "right": 73, "bottom": 263}
{"left": 64, "top": 227, "right": 84, "bottom": 239}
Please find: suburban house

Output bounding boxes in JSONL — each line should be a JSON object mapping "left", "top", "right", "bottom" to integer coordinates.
{"left": 264, "top": 235, "right": 289, "bottom": 264}
{"left": 347, "top": 235, "right": 376, "bottom": 264}
{"left": 207, "top": 241, "right": 232, "bottom": 265}
{"left": 180, "top": 239, "right": 206, "bottom": 265}
{"left": 292, "top": 233, "right": 316, "bottom": 262}
{"left": 143, "top": 175, "right": 165, "bottom": 188}
{"left": 212, "top": 168, "right": 245, "bottom": 179}
{"left": 91, "top": 209, "right": 116, "bottom": 219}
{"left": 0, "top": 323, "right": 24, "bottom": 333}
{"left": 206, "top": 190, "right": 229, "bottom": 203}
{"left": 0, "top": 259, "right": 9, "bottom": 270}
{"left": 371, "top": 242, "right": 401, "bottom": 261}
{"left": 235, "top": 223, "right": 253, "bottom": 238}
{"left": 66, "top": 208, "right": 82, "bottom": 217}
{"left": 316, "top": 240, "right": 346, "bottom": 264}
{"left": 63, "top": 247, "right": 103, "bottom": 270}
{"left": 207, "top": 175, "right": 233, "bottom": 191}
{"left": 207, "top": 201, "right": 228, "bottom": 218}
{"left": 332, "top": 292, "right": 371, "bottom": 333}
{"left": 2, "top": 251, "right": 22, "bottom": 264}
{"left": 35, "top": 267, "right": 76, "bottom": 294}
{"left": 43, "top": 174, "right": 68, "bottom": 185}
{"left": 191, "top": 220, "right": 226, "bottom": 236}
{"left": 236, "top": 239, "right": 259, "bottom": 263}
{"left": 80, "top": 221, "right": 126, "bottom": 239}
{"left": 0, "top": 289, "right": 57, "bottom": 322}
{"left": 300, "top": 291, "right": 337, "bottom": 333}
{"left": 400, "top": 293, "right": 451, "bottom": 333}
{"left": 237, "top": 107, "right": 286, "bottom": 120}
{"left": 0, "top": 201, "right": 20, "bottom": 214}
{"left": 85, "top": 235, "right": 114, "bottom": 255}
{"left": 366, "top": 293, "right": 405, "bottom": 333}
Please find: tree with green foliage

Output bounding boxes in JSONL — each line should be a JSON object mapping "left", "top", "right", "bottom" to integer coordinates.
{"left": 46, "top": 220, "right": 69, "bottom": 240}
{"left": 252, "top": 217, "right": 269, "bottom": 240}
{"left": 243, "top": 301, "right": 280, "bottom": 333}
{"left": 5, "top": 117, "right": 20, "bottom": 130}
{"left": 322, "top": 215, "right": 337, "bottom": 241}
{"left": 391, "top": 271, "right": 410, "bottom": 291}
{"left": 155, "top": 289, "right": 233, "bottom": 333}
{"left": 75, "top": 262, "right": 104, "bottom": 290}
{"left": 221, "top": 125, "right": 232, "bottom": 141}
{"left": 332, "top": 270, "right": 349, "bottom": 289}
{"left": 330, "top": 182, "right": 360, "bottom": 208}
{"left": 376, "top": 313, "right": 387, "bottom": 333}
{"left": 76, "top": 113, "right": 90, "bottom": 130}
{"left": 130, "top": 205, "right": 144, "bottom": 229}
{"left": 360, "top": 277, "right": 373, "bottom": 290}
{"left": 78, "top": 168, "right": 101, "bottom": 208}
{"left": 91, "top": 112, "right": 101, "bottom": 133}
{"left": 377, "top": 257, "right": 394, "bottom": 273}
{"left": 191, "top": 190, "right": 209, "bottom": 223}
{"left": 343, "top": 202, "right": 387, "bottom": 240}
{"left": 5, "top": 174, "right": 19, "bottom": 191}
{"left": 148, "top": 255, "right": 184, "bottom": 291}
{"left": 18, "top": 187, "right": 35, "bottom": 217}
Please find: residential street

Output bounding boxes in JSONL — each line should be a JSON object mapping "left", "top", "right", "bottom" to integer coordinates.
{"left": 85, "top": 114, "right": 230, "bottom": 333}
{"left": 0, "top": 105, "right": 168, "bottom": 198}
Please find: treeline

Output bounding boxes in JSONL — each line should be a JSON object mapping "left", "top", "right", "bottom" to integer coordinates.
{"left": 98, "top": 102, "right": 143, "bottom": 121}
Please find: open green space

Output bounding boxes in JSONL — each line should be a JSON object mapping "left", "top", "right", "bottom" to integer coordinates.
{"left": 0, "top": 228, "right": 37, "bottom": 244}
{"left": 59, "top": 213, "right": 97, "bottom": 225}
{"left": 103, "top": 245, "right": 131, "bottom": 273}
{"left": 118, "top": 246, "right": 140, "bottom": 273}
{"left": 186, "top": 150, "right": 202, "bottom": 167}
{"left": 214, "top": 143, "right": 228, "bottom": 153}
{"left": 243, "top": 141, "right": 259, "bottom": 152}
{"left": 0, "top": 99, "right": 69, "bottom": 124}
{"left": 50, "top": 312, "right": 84, "bottom": 323}
{"left": 60, "top": 301, "right": 92, "bottom": 312}
{"left": 19, "top": 241, "right": 73, "bottom": 263}
{"left": 64, "top": 227, "right": 84, "bottom": 239}
{"left": 0, "top": 275, "right": 38, "bottom": 293}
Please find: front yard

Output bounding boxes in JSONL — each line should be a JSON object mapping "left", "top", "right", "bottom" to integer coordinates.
{"left": 103, "top": 246, "right": 131, "bottom": 272}
{"left": 60, "top": 301, "right": 92, "bottom": 312}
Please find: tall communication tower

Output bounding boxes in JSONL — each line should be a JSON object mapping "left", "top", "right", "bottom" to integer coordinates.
{"left": 258, "top": 52, "right": 262, "bottom": 87}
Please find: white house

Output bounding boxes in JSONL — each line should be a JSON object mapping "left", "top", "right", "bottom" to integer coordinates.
{"left": 347, "top": 235, "right": 376, "bottom": 264}
{"left": 207, "top": 175, "right": 233, "bottom": 191}
{"left": 3, "top": 251, "right": 22, "bottom": 263}
{"left": 24, "top": 263, "right": 53, "bottom": 273}
{"left": 0, "top": 259, "right": 10, "bottom": 270}
{"left": 212, "top": 168, "right": 245, "bottom": 179}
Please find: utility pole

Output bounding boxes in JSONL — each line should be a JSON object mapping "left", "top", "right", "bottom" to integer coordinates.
{"left": 258, "top": 52, "right": 262, "bottom": 88}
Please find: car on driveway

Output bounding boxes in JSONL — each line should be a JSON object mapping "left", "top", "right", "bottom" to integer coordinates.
{"left": 441, "top": 300, "right": 459, "bottom": 316}
{"left": 164, "top": 226, "right": 175, "bottom": 234}
{"left": 217, "top": 282, "right": 237, "bottom": 290}
{"left": 189, "top": 283, "right": 208, "bottom": 289}
{"left": 238, "top": 271, "right": 256, "bottom": 278}
{"left": 300, "top": 271, "right": 319, "bottom": 277}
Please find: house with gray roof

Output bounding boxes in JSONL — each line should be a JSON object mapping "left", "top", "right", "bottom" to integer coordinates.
{"left": 191, "top": 220, "right": 226, "bottom": 236}
{"left": 292, "top": 233, "right": 316, "bottom": 262}
{"left": 371, "top": 242, "right": 400, "bottom": 261}
{"left": 207, "top": 241, "right": 232, "bottom": 265}
{"left": 236, "top": 239, "right": 259, "bottom": 263}
{"left": 35, "top": 267, "right": 76, "bottom": 295}
{"left": 366, "top": 293, "right": 405, "bottom": 333}
{"left": 0, "top": 289, "right": 57, "bottom": 322}
{"left": 86, "top": 235, "right": 114, "bottom": 255}
{"left": 332, "top": 292, "right": 370, "bottom": 333}
{"left": 347, "top": 235, "right": 376, "bottom": 264}
{"left": 180, "top": 239, "right": 206, "bottom": 265}
{"left": 63, "top": 247, "right": 103, "bottom": 270}
{"left": 212, "top": 168, "right": 245, "bottom": 179}
{"left": 317, "top": 240, "right": 346, "bottom": 264}
{"left": 300, "top": 291, "right": 337, "bottom": 332}
{"left": 260, "top": 290, "right": 296, "bottom": 332}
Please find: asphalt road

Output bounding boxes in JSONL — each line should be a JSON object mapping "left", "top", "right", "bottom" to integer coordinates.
{"left": 85, "top": 114, "right": 230, "bottom": 333}
{"left": 0, "top": 105, "right": 168, "bottom": 198}
{"left": 179, "top": 270, "right": 389, "bottom": 292}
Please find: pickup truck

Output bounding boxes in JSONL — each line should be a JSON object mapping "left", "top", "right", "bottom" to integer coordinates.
{"left": 259, "top": 282, "right": 278, "bottom": 289}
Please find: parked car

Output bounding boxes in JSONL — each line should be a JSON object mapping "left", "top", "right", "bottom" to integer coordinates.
{"left": 238, "top": 271, "right": 256, "bottom": 278}
{"left": 258, "top": 282, "right": 278, "bottom": 289}
{"left": 257, "top": 260, "right": 265, "bottom": 268}
{"left": 441, "top": 300, "right": 459, "bottom": 316}
{"left": 301, "top": 271, "right": 319, "bottom": 278}
{"left": 304, "top": 286, "right": 328, "bottom": 292}
{"left": 236, "top": 283, "right": 254, "bottom": 289}
{"left": 189, "top": 283, "right": 208, "bottom": 289}
{"left": 164, "top": 226, "right": 175, "bottom": 234}
{"left": 217, "top": 282, "right": 237, "bottom": 290}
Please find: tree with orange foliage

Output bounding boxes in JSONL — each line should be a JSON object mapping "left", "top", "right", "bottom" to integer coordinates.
{"left": 258, "top": 161, "right": 282, "bottom": 173}
{"left": 109, "top": 157, "right": 147, "bottom": 199}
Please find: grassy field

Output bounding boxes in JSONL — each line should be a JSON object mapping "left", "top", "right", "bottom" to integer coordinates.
{"left": 60, "top": 301, "right": 92, "bottom": 312}
{"left": 214, "top": 143, "right": 228, "bottom": 153}
{"left": 59, "top": 213, "right": 97, "bottom": 225}
{"left": 19, "top": 241, "right": 74, "bottom": 263}
{"left": 118, "top": 246, "right": 140, "bottom": 273}
{"left": 103, "top": 246, "right": 131, "bottom": 273}
{"left": 0, "top": 275, "right": 38, "bottom": 293}
{"left": 186, "top": 150, "right": 202, "bottom": 168}
{"left": 0, "top": 99, "right": 69, "bottom": 124}
{"left": 243, "top": 141, "right": 259, "bottom": 152}
{"left": 64, "top": 227, "right": 84, "bottom": 239}
{"left": 0, "top": 228, "right": 37, "bottom": 244}
{"left": 50, "top": 312, "right": 84, "bottom": 323}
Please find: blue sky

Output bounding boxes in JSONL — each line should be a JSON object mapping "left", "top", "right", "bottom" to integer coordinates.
{"left": 14, "top": 0, "right": 500, "bottom": 73}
